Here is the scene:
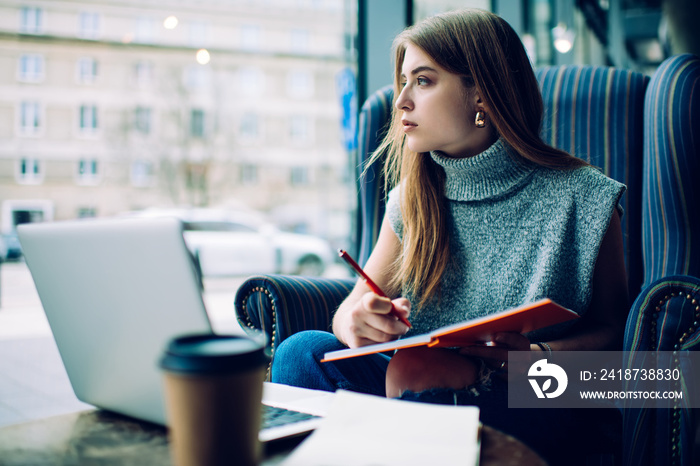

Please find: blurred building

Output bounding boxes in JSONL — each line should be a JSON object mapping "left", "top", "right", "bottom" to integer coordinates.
{"left": 0, "top": 0, "right": 356, "bottom": 244}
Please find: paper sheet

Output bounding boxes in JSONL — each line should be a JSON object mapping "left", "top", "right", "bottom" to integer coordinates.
{"left": 282, "top": 390, "right": 481, "bottom": 466}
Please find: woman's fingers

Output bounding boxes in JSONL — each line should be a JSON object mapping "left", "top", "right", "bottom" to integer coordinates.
{"left": 343, "top": 293, "right": 410, "bottom": 347}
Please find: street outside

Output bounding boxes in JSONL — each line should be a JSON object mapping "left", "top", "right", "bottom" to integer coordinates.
{"left": 0, "top": 260, "right": 250, "bottom": 428}
{"left": 0, "top": 260, "right": 248, "bottom": 341}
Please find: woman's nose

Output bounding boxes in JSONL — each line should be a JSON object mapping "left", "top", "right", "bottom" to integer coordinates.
{"left": 395, "top": 87, "right": 413, "bottom": 111}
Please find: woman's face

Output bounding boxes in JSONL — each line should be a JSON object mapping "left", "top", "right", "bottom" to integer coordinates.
{"left": 395, "top": 43, "right": 493, "bottom": 158}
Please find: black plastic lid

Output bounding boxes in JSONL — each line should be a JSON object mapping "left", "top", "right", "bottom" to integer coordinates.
{"left": 160, "top": 334, "right": 269, "bottom": 375}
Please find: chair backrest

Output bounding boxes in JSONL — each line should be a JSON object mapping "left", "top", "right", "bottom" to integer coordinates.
{"left": 535, "top": 65, "right": 650, "bottom": 299}
{"left": 354, "top": 84, "right": 394, "bottom": 266}
{"left": 642, "top": 53, "right": 700, "bottom": 287}
{"left": 354, "top": 65, "right": 649, "bottom": 298}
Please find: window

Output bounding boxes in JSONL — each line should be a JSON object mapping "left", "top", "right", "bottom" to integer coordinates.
{"left": 79, "top": 105, "right": 98, "bottom": 133}
{"left": 19, "top": 101, "right": 41, "bottom": 135}
{"left": 77, "top": 207, "right": 97, "bottom": 218}
{"left": 16, "top": 157, "right": 43, "bottom": 184}
{"left": 135, "top": 17, "right": 155, "bottom": 43}
{"left": 189, "top": 21, "right": 209, "bottom": 48}
{"left": 240, "top": 164, "right": 258, "bottom": 185}
{"left": 134, "top": 61, "right": 153, "bottom": 86}
{"left": 134, "top": 107, "right": 151, "bottom": 134}
{"left": 290, "top": 29, "right": 309, "bottom": 53}
{"left": 287, "top": 70, "right": 314, "bottom": 98}
{"left": 78, "top": 12, "right": 100, "bottom": 39}
{"left": 18, "top": 54, "right": 44, "bottom": 82}
{"left": 76, "top": 57, "right": 98, "bottom": 84}
{"left": 290, "top": 166, "right": 309, "bottom": 186}
{"left": 77, "top": 158, "right": 100, "bottom": 185}
{"left": 239, "top": 112, "right": 259, "bottom": 141}
{"left": 20, "top": 6, "right": 43, "bottom": 34}
{"left": 184, "top": 65, "right": 211, "bottom": 90}
{"left": 190, "top": 109, "right": 205, "bottom": 138}
{"left": 131, "top": 160, "right": 154, "bottom": 187}
{"left": 241, "top": 25, "right": 261, "bottom": 50}
{"left": 237, "top": 67, "right": 265, "bottom": 96}
{"left": 289, "top": 115, "right": 312, "bottom": 144}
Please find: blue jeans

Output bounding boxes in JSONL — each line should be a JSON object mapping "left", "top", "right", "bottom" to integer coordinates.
{"left": 271, "top": 330, "right": 391, "bottom": 396}
{"left": 271, "top": 330, "right": 621, "bottom": 466}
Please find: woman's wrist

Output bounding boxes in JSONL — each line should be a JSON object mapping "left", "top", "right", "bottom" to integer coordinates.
{"left": 534, "top": 341, "right": 553, "bottom": 356}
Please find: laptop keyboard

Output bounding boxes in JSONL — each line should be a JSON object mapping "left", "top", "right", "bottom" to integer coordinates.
{"left": 262, "top": 405, "right": 319, "bottom": 429}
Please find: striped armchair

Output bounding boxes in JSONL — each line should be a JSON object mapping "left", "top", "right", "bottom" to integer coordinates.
{"left": 621, "top": 53, "right": 700, "bottom": 466}
{"left": 234, "top": 56, "right": 700, "bottom": 465}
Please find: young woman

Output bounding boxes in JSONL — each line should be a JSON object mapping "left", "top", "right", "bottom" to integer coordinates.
{"left": 272, "top": 9, "right": 629, "bottom": 463}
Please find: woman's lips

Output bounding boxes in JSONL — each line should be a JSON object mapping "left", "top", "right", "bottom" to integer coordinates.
{"left": 402, "top": 119, "right": 417, "bottom": 132}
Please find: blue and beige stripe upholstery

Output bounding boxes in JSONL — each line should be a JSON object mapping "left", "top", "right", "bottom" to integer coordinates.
{"left": 536, "top": 65, "right": 649, "bottom": 299}
{"left": 235, "top": 275, "right": 354, "bottom": 377}
{"left": 622, "top": 53, "right": 700, "bottom": 466}
{"left": 355, "top": 85, "right": 394, "bottom": 266}
{"left": 642, "top": 53, "right": 700, "bottom": 287}
{"left": 622, "top": 275, "right": 700, "bottom": 466}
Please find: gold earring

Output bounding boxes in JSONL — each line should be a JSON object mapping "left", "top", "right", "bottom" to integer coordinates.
{"left": 475, "top": 111, "right": 486, "bottom": 128}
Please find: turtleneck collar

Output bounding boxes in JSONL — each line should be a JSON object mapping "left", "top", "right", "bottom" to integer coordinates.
{"left": 430, "top": 138, "right": 536, "bottom": 201}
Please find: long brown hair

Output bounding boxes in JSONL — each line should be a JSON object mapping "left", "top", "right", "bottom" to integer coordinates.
{"left": 372, "top": 9, "right": 588, "bottom": 310}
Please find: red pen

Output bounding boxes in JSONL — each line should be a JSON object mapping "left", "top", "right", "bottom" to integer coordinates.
{"left": 338, "top": 249, "right": 412, "bottom": 328}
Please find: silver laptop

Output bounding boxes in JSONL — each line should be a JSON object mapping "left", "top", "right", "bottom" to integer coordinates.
{"left": 17, "top": 216, "right": 331, "bottom": 442}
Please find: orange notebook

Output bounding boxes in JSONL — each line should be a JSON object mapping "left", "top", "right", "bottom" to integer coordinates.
{"left": 321, "top": 298, "right": 578, "bottom": 362}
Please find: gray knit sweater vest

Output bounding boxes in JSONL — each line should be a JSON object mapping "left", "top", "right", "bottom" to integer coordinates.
{"left": 387, "top": 138, "right": 625, "bottom": 342}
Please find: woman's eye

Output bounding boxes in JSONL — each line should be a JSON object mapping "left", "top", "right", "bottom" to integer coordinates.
{"left": 417, "top": 77, "right": 430, "bottom": 86}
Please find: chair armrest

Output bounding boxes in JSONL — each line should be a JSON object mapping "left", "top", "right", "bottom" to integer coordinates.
{"left": 622, "top": 275, "right": 700, "bottom": 466}
{"left": 624, "top": 275, "right": 700, "bottom": 352}
{"left": 234, "top": 274, "right": 354, "bottom": 365}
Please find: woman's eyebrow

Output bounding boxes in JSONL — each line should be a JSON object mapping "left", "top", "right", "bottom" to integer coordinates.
{"left": 401, "top": 65, "right": 438, "bottom": 78}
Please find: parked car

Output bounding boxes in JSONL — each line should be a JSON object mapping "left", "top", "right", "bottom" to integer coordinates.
{"left": 123, "top": 209, "right": 333, "bottom": 277}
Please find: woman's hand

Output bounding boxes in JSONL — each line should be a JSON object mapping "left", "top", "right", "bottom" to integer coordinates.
{"left": 334, "top": 293, "right": 410, "bottom": 348}
{"left": 459, "top": 332, "right": 531, "bottom": 375}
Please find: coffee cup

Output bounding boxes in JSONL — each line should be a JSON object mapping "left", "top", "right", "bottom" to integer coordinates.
{"left": 160, "top": 334, "right": 269, "bottom": 466}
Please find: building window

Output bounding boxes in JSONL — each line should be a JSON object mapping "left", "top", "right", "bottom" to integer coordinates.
{"left": 184, "top": 65, "right": 211, "bottom": 90}
{"left": 190, "top": 109, "right": 205, "bottom": 138}
{"left": 79, "top": 105, "right": 99, "bottom": 133}
{"left": 77, "top": 158, "right": 100, "bottom": 185}
{"left": 134, "top": 107, "right": 151, "bottom": 134}
{"left": 241, "top": 25, "right": 261, "bottom": 50}
{"left": 135, "top": 17, "right": 155, "bottom": 43}
{"left": 189, "top": 21, "right": 209, "bottom": 48}
{"left": 77, "top": 207, "right": 97, "bottom": 218}
{"left": 131, "top": 160, "right": 154, "bottom": 187}
{"left": 237, "top": 67, "right": 265, "bottom": 96}
{"left": 240, "top": 164, "right": 258, "bottom": 185}
{"left": 287, "top": 70, "right": 314, "bottom": 99}
{"left": 289, "top": 115, "right": 312, "bottom": 144}
{"left": 78, "top": 12, "right": 100, "bottom": 39}
{"left": 18, "top": 54, "right": 44, "bottom": 82}
{"left": 76, "top": 57, "right": 98, "bottom": 84}
{"left": 290, "top": 166, "right": 309, "bottom": 186}
{"left": 19, "top": 101, "right": 42, "bottom": 135}
{"left": 290, "top": 29, "right": 309, "bottom": 53}
{"left": 16, "top": 157, "right": 43, "bottom": 184}
{"left": 134, "top": 61, "right": 153, "bottom": 86}
{"left": 239, "top": 112, "right": 259, "bottom": 141}
{"left": 20, "top": 6, "right": 43, "bottom": 34}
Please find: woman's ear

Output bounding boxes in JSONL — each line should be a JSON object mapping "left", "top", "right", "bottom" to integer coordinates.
{"left": 472, "top": 89, "right": 489, "bottom": 113}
